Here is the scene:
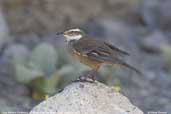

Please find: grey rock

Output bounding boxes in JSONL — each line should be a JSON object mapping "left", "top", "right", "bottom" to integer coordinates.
{"left": 3, "top": 44, "right": 30, "bottom": 63}
{"left": 159, "top": 0, "right": 171, "bottom": 31}
{"left": 29, "top": 82, "right": 144, "bottom": 114}
{"left": 142, "top": 0, "right": 161, "bottom": 30}
{"left": 142, "top": 0, "right": 171, "bottom": 31}
{"left": 141, "top": 31, "right": 168, "bottom": 53}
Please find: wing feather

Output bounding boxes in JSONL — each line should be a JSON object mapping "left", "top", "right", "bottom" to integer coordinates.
{"left": 104, "top": 42, "right": 129, "bottom": 56}
{"left": 72, "top": 37, "right": 128, "bottom": 62}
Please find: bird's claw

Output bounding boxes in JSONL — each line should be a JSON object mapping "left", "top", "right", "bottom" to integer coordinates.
{"left": 73, "top": 70, "right": 97, "bottom": 83}
{"left": 73, "top": 75, "right": 95, "bottom": 83}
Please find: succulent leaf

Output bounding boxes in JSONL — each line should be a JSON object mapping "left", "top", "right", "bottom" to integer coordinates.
{"left": 15, "top": 64, "right": 44, "bottom": 84}
{"left": 30, "top": 43, "right": 57, "bottom": 75}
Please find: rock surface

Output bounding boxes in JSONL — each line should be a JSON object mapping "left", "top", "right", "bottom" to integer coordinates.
{"left": 29, "top": 81, "right": 144, "bottom": 114}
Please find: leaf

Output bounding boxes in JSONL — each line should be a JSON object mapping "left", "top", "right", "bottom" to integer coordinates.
{"left": 45, "top": 72, "right": 61, "bottom": 94}
{"left": 30, "top": 76, "right": 46, "bottom": 92}
{"left": 30, "top": 43, "right": 57, "bottom": 75}
{"left": 112, "top": 84, "right": 121, "bottom": 92}
{"left": 30, "top": 74, "right": 60, "bottom": 95}
{"left": 56, "top": 48, "right": 72, "bottom": 68}
{"left": 15, "top": 64, "right": 44, "bottom": 84}
{"left": 30, "top": 77, "right": 48, "bottom": 100}
{"left": 58, "top": 65, "right": 76, "bottom": 76}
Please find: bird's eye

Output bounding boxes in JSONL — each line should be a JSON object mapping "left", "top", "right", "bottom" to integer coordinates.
{"left": 70, "top": 32, "right": 77, "bottom": 35}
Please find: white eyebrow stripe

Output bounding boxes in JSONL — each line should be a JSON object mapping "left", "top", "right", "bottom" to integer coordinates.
{"left": 66, "top": 34, "right": 82, "bottom": 41}
{"left": 68, "top": 28, "right": 81, "bottom": 32}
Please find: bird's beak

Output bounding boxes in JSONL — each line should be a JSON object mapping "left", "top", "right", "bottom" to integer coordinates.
{"left": 56, "top": 31, "right": 67, "bottom": 42}
{"left": 56, "top": 31, "right": 64, "bottom": 36}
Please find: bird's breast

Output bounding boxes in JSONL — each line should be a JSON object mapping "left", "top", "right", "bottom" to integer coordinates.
{"left": 69, "top": 48, "right": 101, "bottom": 70}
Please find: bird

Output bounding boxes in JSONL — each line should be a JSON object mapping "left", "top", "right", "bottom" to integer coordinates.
{"left": 57, "top": 28, "right": 141, "bottom": 81}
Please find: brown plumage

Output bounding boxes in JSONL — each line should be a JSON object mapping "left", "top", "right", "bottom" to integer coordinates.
{"left": 69, "top": 37, "right": 141, "bottom": 74}
{"left": 57, "top": 28, "right": 142, "bottom": 79}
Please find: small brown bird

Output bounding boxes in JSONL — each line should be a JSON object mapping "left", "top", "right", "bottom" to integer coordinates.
{"left": 57, "top": 28, "right": 141, "bottom": 80}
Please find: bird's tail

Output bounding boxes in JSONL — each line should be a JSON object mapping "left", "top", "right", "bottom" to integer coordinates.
{"left": 115, "top": 59, "right": 142, "bottom": 75}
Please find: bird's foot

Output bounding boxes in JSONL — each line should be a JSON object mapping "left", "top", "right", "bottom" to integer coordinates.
{"left": 73, "top": 70, "right": 97, "bottom": 83}
{"left": 73, "top": 76, "right": 95, "bottom": 83}
{"left": 86, "top": 70, "right": 97, "bottom": 81}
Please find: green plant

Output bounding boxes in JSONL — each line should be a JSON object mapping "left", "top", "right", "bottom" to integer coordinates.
{"left": 13, "top": 43, "right": 59, "bottom": 99}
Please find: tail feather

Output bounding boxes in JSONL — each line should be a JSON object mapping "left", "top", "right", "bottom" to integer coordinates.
{"left": 122, "top": 62, "right": 142, "bottom": 75}
{"left": 116, "top": 59, "right": 142, "bottom": 75}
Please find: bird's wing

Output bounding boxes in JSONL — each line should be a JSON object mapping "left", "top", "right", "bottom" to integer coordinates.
{"left": 86, "top": 48, "right": 116, "bottom": 63}
{"left": 104, "top": 42, "right": 129, "bottom": 56}
{"left": 73, "top": 38, "right": 116, "bottom": 63}
{"left": 72, "top": 38, "right": 142, "bottom": 74}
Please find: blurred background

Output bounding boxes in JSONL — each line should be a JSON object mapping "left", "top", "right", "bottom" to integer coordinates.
{"left": 0, "top": 0, "right": 171, "bottom": 113}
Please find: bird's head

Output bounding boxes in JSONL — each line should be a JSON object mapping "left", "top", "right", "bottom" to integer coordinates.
{"left": 57, "top": 28, "right": 85, "bottom": 42}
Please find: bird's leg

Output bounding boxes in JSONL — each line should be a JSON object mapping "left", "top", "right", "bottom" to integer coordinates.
{"left": 86, "top": 69, "right": 97, "bottom": 81}
{"left": 73, "top": 69, "right": 98, "bottom": 83}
